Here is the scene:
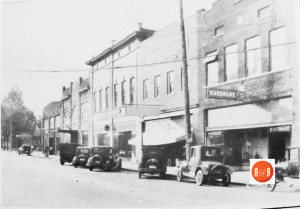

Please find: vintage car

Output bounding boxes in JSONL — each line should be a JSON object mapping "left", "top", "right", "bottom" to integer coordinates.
{"left": 177, "top": 145, "right": 233, "bottom": 186}
{"left": 59, "top": 143, "right": 81, "bottom": 165}
{"left": 138, "top": 146, "right": 167, "bottom": 179}
{"left": 18, "top": 144, "right": 31, "bottom": 155}
{"left": 72, "top": 147, "right": 91, "bottom": 168}
{"left": 86, "top": 146, "right": 122, "bottom": 171}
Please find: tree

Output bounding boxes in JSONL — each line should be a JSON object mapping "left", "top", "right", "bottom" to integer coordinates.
{"left": 1, "top": 87, "right": 37, "bottom": 150}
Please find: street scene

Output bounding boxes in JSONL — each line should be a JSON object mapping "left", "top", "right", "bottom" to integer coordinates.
{"left": 1, "top": 0, "right": 300, "bottom": 208}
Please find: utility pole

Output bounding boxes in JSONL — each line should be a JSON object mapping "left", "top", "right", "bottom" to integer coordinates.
{"left": 110, "top": 40, "right": 116, "bottom": 148}
{"left": 179, "top": 0, "right": 192, "bottom": 162}
{"left": 9, "top": 110, "right": 12, "bottom": 152}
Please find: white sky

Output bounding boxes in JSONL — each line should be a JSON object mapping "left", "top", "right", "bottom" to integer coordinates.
{"left": 1, "top": 0, "right": 216, "bottom": 117}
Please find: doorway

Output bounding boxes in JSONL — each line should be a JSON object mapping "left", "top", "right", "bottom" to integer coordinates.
{"left": 268, "top": 132, "right": 289, "bottom": 163}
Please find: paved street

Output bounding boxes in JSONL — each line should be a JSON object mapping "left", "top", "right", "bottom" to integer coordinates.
{"left": 1, "top": 151, "right": 300, "bottom": 208}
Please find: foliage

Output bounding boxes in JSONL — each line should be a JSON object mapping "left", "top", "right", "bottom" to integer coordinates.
{"left": 1, "top": 87, "right": 37, "bottom": 148}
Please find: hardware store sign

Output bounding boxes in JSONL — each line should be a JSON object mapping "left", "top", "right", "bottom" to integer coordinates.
{"left": 207, "top": 88, "right": 239, "bottom": 100}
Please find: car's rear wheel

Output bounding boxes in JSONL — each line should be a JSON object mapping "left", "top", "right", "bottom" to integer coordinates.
{"left": 195, "top": 170, "right": 204, "bottom": 186}
{"left": 89, "top": 166, "right": 93, "bottom": 171}
{"left": 177, "top": 168, "right": 183, "bottom": 182}
{"left": 222, "top": 172, "right": 231, "bottom": 186}
{"left": 138, "top": 171, "right": 142, "bottom": 179}
{"left": 60, "top": 160, "right": 65, "bottom": 165}
{"left": 74, "top": 163, "right": 77, "bottom": 168}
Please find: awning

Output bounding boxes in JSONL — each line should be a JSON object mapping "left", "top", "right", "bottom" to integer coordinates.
{"left": 143, "top": 119, "right": 186, "bottom": 146}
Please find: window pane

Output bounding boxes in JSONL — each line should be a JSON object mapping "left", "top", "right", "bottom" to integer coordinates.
{"left": 167, "top": 71, "right": 174, "bottom": 94}
{"left": 99, "top": 90, "right": 103, "bottom": 111}
{"left": 225, "top": 44, "right": 238, "bottom": 81}
{"left": 207, "top": 62, "right": 219, "bottom": 85}
{"left": 154, "top": 75, "right": 161, "bottom": 97}
{"left": 270, "top": 27, "right": 289, "bottom": 71}
{"left": 143, "top": 79, "right": 149, "bottom": 100}
{"left": 246, "top": 36, "right": 261, "bottom": 76}
{"left": 121, "top": 81, "right": 126, "bottom": 105}
{"left": 114, "top": 83, "right": 118, "bottom": 108}
{"left": 130, "top": 78, "right": 135, "bottom": 104}
{"left": 105, "top": 87, "right": 109, "bottom": 109}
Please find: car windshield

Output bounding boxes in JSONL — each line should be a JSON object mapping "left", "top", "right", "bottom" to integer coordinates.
{"left": 78, "top": 148, "right": 90, "bottom": 154}
{"left": 202, "top": 147, "right": 221, "bottom": 161}
{"left": 93, "top": 147, "right": 113, "bottom": 154}
{"left": 143, "top": 147, "right": 164, "bottom": 159}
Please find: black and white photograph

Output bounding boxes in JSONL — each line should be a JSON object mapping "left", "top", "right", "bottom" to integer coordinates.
{"left": 1, "top": 0, "right": 300, "bottom": 208}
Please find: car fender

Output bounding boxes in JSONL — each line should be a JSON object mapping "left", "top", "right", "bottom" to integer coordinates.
{"left": 196, "top": 166, "right": 209, "bottom": 176}
{"left": 72, "top": 156, "right": 77, "bottom": 165}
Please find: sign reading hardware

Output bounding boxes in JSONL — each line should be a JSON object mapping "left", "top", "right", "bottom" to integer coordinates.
{"left": 269, "top": 125, "right": 291, "bottom": 133}
{"left": 207, "top": 88, "right": 239, "bottom": 100}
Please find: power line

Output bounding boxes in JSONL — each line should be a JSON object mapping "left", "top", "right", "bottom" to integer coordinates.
{"left": 8, "top": 41, "right": 296, "bottom": 73}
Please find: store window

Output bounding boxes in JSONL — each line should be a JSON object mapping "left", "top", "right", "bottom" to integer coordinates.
{"left": 143, "top": 79, "right": 149, "bottom": 100}
{"left": 167, "top": 71, "right": 175, "bottom": 95}
{"left": 225, "top": 44, "right": 238, "bottom": 81}
{"left": 154, "top": 75, "right": 161, "bottom": 98}
{"left": 246, "top": 36, "right": 261, "bottom": 76}
{"left": 270, "top": 26, "right": 289, "bottom": 72}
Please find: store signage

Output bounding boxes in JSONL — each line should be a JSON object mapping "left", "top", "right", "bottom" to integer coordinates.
{"left": 207, "top": 88, "right": 240, "bottom": 100}
{"left": 269, "top": 125, "right": 291, "bottom": 133}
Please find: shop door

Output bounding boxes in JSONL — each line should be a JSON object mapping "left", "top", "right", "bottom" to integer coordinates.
{"left": 269, "top": 133, "right": 287, "bottom": 163}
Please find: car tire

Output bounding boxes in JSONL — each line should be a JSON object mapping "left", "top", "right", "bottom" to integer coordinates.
{"left": 177, "top": 168, "right": 183, "bottom": 182}
{"left": 195, "top": 169, "right": 204, "bottom": 186}
{"left": 222, "top": 172, "right": 231, "bottom": 186}
{"left": 117, "top": 162, "right": 122, "bottom": 171}
{"left": 89, "top": 166, "right": 93, "bottom": 171}
{"left": 138, "top": 171, "right": 142, "bottom": 179}
{"left": 160, "top": 172, "right": 166, "bottom": 179}
{"left": 74, "top": 163, "right": 77, "bottom": 168}
{"left": 60, "top": 160, "right": 65, "bottom": 165}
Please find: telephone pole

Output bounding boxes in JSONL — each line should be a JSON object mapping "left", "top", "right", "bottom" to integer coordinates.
{"left": 179, "top": 0, "right": 192, "bottom": 162}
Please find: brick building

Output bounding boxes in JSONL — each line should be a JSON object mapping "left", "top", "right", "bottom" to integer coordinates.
{"left": 42, "top": 101, "right": 61, "bottom": 154}
{"left": 197, "top": 0, "right": 299, "bottom": 169}
{"left": 60, "top": 77, "right": 90, "bottom": 145}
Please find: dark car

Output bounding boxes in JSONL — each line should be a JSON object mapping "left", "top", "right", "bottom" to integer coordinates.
{"left": 177, "top": 145, "right": 233, "bottom": 186}
{"left": 138, "top": 146, "right": 167, "bottom": 179}
{"left": 72, "top": 147, "right": 91, "bottom": 168}
{"left": 18, "top": 144, "right": 31, "bottom": 156}
{"left": 59, "top": 143, "right": 81, "bottom": 165}
{"left": 86, "top": 146, "right": 122, "bottom": 171}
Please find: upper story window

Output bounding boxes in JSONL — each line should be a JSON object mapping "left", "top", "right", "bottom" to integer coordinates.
{"left": 270, "top": 26, "right": 289, "bottom": 72}
{"left": 214, "top": 25, "right": 224, "bottom": 36}
{"left": 225, "top": 44, "right": 238, "bottom": 81}
{"left": 44, "top": 119, "right": 49, "bottom": 129}
{"left": 258, "top": 5, "right": 271, "bottom": 19}
{"left": 167, "top": 71, "right": 175, "bottom": 95}
{"left": 130, "top": 77, "right": 136, "bottom": 104}
{"left": 246, "top": 36, "right": 262, "bottom": 76}
{"left": 99, "top": 89, "right": 103, "bottom": 111}
{"left": 121, "top": 80, "right": 126, "bottom": 105}
{"left": 143, "top": 79, "right": 149, "bottom": 100}
{"left": 113, "top": 83, "right": 118, "bottom": 108}
{"left": 206, "top": 51, "right": 219, "bottom": 86}
{"left": 128, "top": 46, "right": 131, "bottom": 51}
{"left": 80, "top": 102, "right": 88, "bottom": 121}
{"left": 55, "top": 115, "right": 60, "bottom": 128}
{"left": 154, "top": 75, "right": 161, "bottom": 98}
{"left": 50, "top": 117, "right": 54, "bottom": 129}
{"left": 105, "top": 87, "right": 110, "bottom": 109}
{"left": 93, "top": 91, "right": 98, "bottom": 113}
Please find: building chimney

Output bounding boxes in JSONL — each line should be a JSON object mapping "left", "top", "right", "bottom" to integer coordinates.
{"left": 137, "top": 22, "right": 143, "bottom": 31}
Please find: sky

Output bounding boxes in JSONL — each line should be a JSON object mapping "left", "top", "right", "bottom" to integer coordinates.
{"left": 1, "top": 0, "right": 216, "bottom": 117}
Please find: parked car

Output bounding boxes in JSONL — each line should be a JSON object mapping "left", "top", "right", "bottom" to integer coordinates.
{"left": 59, "top": 143, "right": 81, "bottom": 165}
{"left": 72, "top": 147, "right": 91, "bottom": 168}
{"left": 177, "top": 145, "right": 233, "bottom": 186}
{"left": 138, "top": 146, "right": 167, "bottom": 179}
{"left": 86, "top": 146, "right": 122, "bottom": 171}
{"left": 18, "top": 144, "right": 31, "bottom": 156}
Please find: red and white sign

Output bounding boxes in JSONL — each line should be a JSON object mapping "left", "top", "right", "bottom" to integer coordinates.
{"left": 250, "top": 159, "right": 275, "bottom": 184}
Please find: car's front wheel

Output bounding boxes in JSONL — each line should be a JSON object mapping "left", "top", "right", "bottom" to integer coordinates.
{"left": 89, "top": 166, "right": 93, "bottom": 171}
{"left": 222, "top": 172, "right": 231, "bottom": 186}
{"left": 60, "top": 160, "right": 65, "bottom": 165}
{"left": 177, "top": 168, "right": 183, "bottom": 182}
{"left": 138, "top": 171, "right": 142, "bottom": 179}
{"left": 195, "top": 170, "right": 204, "bottom": 186}
{"left": 74, "top": 163, "right": 77, "bottom": 168}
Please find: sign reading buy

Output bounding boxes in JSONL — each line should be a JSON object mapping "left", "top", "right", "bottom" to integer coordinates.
{"left": 250, "top": 159, "right": 275, "bottom": 184}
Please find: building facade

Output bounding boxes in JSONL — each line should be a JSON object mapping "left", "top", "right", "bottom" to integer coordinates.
{"left": 42, "top": 101, "right": 61, "bottom": 155}
{"left": 60, "top": 77, "right": 90, "bottom": 145}
{"left": 197, "top": 0, "right": 299, "bottom": 169}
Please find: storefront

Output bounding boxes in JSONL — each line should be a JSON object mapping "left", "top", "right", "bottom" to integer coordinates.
{"left": 206, "top": 97, "right": 292, "bottom": 169}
